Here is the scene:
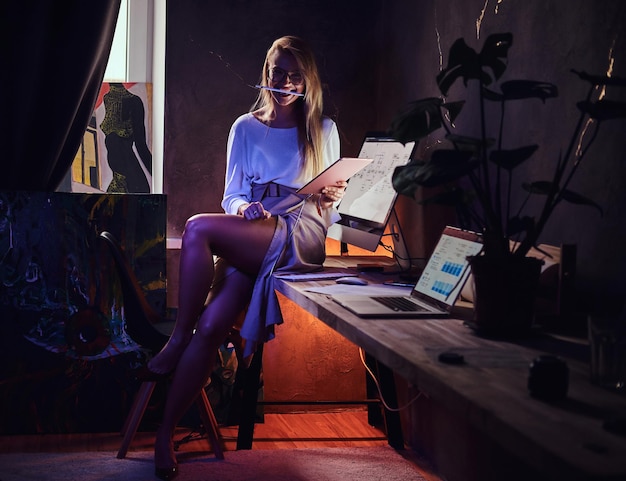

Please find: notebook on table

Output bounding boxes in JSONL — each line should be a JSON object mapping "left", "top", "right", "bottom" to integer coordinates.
{"left": 332, "top": 226, "right": 483, "bottom": 318}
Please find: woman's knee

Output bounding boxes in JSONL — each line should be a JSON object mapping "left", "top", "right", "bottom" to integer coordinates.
{"left": 193, "top": 316, "right": 231, "bottom": 346}
{"left": 182, "top": 214, "right": 218, "bottom": 246}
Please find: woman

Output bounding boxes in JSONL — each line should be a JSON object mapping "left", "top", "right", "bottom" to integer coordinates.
{"left": 147, "top": 36, "right": 345, "bottom": 479}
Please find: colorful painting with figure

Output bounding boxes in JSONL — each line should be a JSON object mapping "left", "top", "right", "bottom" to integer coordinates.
{"left": 70, "top": 83, "right": 153, "bottom": 194}
{"left": 0, "top": 192, "right": 166, "bottom": 434}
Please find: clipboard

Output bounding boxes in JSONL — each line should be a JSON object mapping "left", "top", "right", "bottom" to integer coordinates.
{"left": 297, "top": 157, "right": 373, "bottom": 194}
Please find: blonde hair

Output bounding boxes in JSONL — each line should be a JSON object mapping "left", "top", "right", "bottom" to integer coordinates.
{"left": 252, "top": 36, "right": 325, "bottom": 180}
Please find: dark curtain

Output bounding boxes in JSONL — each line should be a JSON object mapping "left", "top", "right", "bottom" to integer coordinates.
{"left": 0, "top": 0, "right": 121, "bottom": 191}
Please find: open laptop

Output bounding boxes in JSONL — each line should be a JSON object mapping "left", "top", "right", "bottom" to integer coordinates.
{"left": 332, "top": 226, "right": 483, "bottom": 318}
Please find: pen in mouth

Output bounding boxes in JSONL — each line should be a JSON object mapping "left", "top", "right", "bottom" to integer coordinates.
{"left": 254, "top": 85, "right": 304, "bottom": 97}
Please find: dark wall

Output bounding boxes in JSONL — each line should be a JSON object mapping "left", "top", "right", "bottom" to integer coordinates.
{"left": 164, "top": 0, "right": 626, "bottom": 313}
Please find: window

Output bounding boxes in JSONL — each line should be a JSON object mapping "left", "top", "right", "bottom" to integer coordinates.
{"left": 104, "top": 0, "right": 128, "bottom": 81}
{"left": 104, "top": 0, "right": 153, "bottom": 83}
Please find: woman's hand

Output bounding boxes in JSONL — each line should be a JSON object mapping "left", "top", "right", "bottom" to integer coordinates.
{"left": 238, "top": 201, "right": 271, "bottom": 220}
{"left": 319, "top": 181, "right": 347, "bottom": 209}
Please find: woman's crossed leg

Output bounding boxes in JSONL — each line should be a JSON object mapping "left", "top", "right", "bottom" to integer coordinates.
{"left": 148, "top": 212, "right": 277, "bottom": 470}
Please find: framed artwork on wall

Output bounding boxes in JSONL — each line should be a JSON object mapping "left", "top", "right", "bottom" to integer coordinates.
{"left": 69, "top": 82, "right": 153, "bottom": 194}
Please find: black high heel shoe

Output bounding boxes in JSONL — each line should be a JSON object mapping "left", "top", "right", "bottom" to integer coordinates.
{"left": 155, "top": 464, "right": 178, "bottom": 480}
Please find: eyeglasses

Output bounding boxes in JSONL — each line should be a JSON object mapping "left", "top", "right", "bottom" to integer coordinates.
{"left": 268, "top": 67, "right": 304, "bottom": 86}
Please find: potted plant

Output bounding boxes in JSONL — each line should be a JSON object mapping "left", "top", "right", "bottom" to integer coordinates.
{"left": 389, "top": 32, "right": 626, "bottom": 334}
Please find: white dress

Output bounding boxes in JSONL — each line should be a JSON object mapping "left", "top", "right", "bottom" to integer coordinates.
{"left": 221, "top": 113, "right": 340, "bottom": 357}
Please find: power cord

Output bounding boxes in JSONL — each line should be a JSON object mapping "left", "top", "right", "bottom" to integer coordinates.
{"left": 378, "top": 235, "right": 425, "bottom": 272}
{"left": 358, "top": 347, "right": 426, "bottom": 412}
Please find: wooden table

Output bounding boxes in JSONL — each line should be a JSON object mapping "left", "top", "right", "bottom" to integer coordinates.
{"left": 273, "top": 256, "right": 626, "bottom": 481}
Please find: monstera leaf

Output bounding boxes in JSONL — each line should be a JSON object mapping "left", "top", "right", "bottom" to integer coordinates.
{"left": 577, "top": 99, "right": 626, "bottom": 121}
{"left": 436, "top": 33, "right": 513, "bottom": 95}
{"left": 390, "top": 98, "right": 465, "bottom": 144}
{"left": 489, "top": 145, "right": 538, "bottom": 170}
{"left": 483, "top": 80, "right": 559, "bottom": 102}
{"left": 522, "top": 181, "right": 603, "bottom": 215}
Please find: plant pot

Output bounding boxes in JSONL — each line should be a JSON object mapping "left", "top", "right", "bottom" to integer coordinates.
{"left": 468, "top": 255, "right": 544, "bottom": 336}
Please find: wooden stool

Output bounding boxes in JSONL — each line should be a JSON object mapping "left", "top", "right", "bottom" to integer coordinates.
{"left": 98, "top": 232, "right": 224, "bottom": 460}
{"left": 116, "top": 379, "right": 224, "bottom": 460}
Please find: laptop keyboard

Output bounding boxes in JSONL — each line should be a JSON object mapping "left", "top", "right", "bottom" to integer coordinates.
{"left": 372, "top": 296, "right": 428, "bottom": 312}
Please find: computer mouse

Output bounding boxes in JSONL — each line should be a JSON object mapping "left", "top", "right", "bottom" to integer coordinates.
{"left": 335, "top": 276, "right": 368, "bottom": 285}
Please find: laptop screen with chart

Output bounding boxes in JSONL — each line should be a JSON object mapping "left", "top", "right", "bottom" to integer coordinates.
{"left": 332, "top": 226, "right": 483, "bottom": 318}
{"left": 327, "top": 133, "right": 415, "bottom": 251}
